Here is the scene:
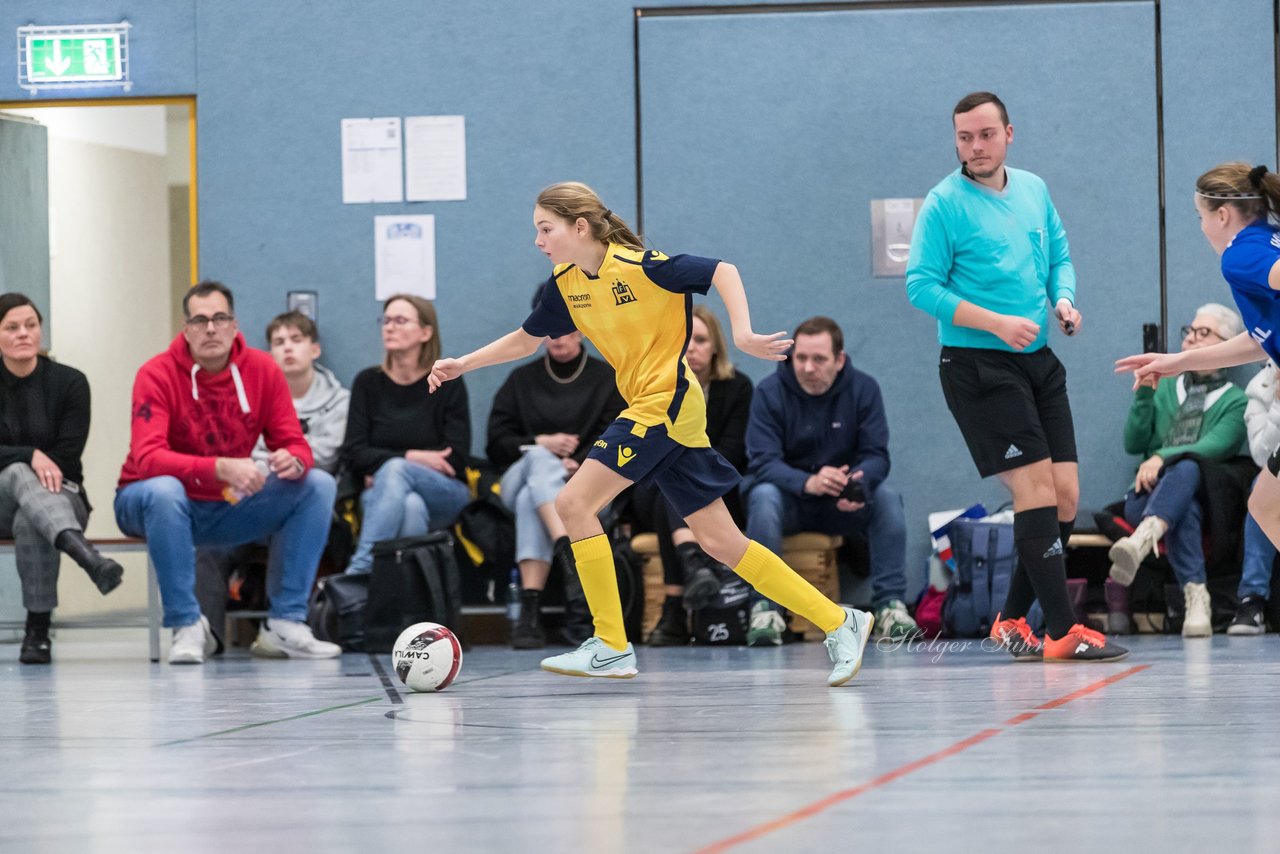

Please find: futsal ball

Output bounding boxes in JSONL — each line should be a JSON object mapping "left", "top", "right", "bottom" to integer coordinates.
{"left": 392, "top": 622, "right": 462, "bottom": 692}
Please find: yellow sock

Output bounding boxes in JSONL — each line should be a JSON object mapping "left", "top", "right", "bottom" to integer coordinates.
{"left": 733, "top": 540, "right": 846, "bottom": 634}
{"left": 570, "top": 534, "right": 628, "bottom": 651}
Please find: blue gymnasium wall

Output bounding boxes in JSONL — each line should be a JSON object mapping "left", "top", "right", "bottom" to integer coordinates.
{"left": 0, "top": 0, "right": 1274, "bottom": 597}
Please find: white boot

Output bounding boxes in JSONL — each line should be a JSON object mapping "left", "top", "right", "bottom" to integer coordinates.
{"left": 1108, "top": 515, "right": 1167, "bottom": 586}
{"left": 1182, "top": 582, "right": 1213, "bottom": 638}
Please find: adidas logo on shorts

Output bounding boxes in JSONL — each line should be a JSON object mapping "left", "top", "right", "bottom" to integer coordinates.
{"left": 1004, "top": 444, "right": 1023, "bottom": 460}
{"left": 1043, "top": 538, "right": 1063, "bottom": 559}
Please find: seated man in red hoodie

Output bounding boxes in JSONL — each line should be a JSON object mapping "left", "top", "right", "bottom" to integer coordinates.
{"left": 114, "top": 281, "right": 339, "bottom": 664}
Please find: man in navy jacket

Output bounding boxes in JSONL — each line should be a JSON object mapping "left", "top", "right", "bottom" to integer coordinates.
{"left": 744, "top": 316, "right": 917, "bottom": 645}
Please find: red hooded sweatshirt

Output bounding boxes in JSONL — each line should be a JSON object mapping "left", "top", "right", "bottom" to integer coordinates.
{"left": 118, "top": 333, "right": 313, "bottom": 501}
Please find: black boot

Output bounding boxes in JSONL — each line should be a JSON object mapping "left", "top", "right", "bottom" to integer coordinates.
{"left": 55, "top": 530, "right": 123, "bottom": 595}
{"left": 555, "top": 537, "right": 593, "bottom": 645}
{"left": 647, "top": 596, "right": 690, "bottom": 646}
{"left": 678, "top": 542, "right": 721, "bottom": 611}
{"left": 512, "top": 588, "right": 546, "bottom": 649}
{"left": 19, "top": 611, "right": 51, "bottom": 665}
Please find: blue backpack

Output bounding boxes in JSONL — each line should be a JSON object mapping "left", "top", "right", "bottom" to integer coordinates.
{"left": 943, "top": 518, "right": 1016, "bottom": 638}
{"left": 944, "top": 517, "right": 1044, "bottom": 637}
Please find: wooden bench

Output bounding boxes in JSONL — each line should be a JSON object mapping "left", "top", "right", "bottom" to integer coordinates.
{"left": 0, "top": 538, "right": 162, "bottom": 661}
{"left": 631, "top": 532, "right": 843, "bottom": 640}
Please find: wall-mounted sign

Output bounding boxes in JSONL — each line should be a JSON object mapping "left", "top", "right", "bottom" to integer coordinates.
{"left": 17, "top": 22, "right": 131, "bottom": 94}
{"left": 870, "top": 198, "right": 924, "bottom": 278}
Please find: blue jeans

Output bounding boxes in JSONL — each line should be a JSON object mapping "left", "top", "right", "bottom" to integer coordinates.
{"left": 1123, "top": 458, "right": 1204, "bottom": 585}
{"left": 1241, "top": 474, "right": 1275, "bottom": 599}
{"left": 346, "top": 457, "right": 470, "bottom": 574}
{"left": 745, "top": 480, "right": 908, "bottom": 609}
{"left": 114, "top": 470, "right": 337, "bottom": 628}
{"left": 500, "top": 446, "right": 569, "bottom": 564}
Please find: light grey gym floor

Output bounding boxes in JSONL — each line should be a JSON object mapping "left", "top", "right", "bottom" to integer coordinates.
{"left": 2, "top": 631, "right": 1278, "bottom": 854}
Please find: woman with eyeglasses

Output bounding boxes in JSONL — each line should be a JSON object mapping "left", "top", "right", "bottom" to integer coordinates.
{"left": 340, "top": 294, "right": 470, "bottom": 574}
{"left": 0, "top": 293, "right": 124, "bottom": 664}
{"left": 1110, "top": 303, "right": 1247, "bottom": 637}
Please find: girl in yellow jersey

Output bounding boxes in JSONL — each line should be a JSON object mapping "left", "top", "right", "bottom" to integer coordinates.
{"left": 429, "top": 182, "right": 871, "bottom": 686}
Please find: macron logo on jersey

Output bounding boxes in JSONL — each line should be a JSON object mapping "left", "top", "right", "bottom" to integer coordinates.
{"left": 1252, "top": 326, "right": 1273, "bottom": 347}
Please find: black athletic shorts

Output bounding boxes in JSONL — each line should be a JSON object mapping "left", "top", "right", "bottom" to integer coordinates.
{"left": 938, "top": 345, "right": 1078, "bottom": 478}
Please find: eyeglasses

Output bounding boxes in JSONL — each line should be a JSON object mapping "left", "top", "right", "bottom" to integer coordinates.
{"left": 379, "top": 315, "right": 422, "bottom": 328}
{"left": 185, "top": 313, "right": 235, "bottom": 330}
{"left": 1180, "top": 325, "right": 1223, "bottom": 341}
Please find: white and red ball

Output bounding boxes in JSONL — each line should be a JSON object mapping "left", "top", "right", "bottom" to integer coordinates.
{"left": 392, "top": 622, "right": 462, "bottom": 692}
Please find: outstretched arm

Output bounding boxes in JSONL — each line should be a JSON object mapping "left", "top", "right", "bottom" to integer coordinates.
{"left": 429, "top": 328, "right": 542, "bottom": 393}
{"left": 711, "top": 262, "right": 792, "bottom": 362}
{"left": 1115, "top": 331, "right": 1265, "bottom": 389}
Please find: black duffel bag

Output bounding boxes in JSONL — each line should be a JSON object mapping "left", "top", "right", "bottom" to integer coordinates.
{"left": 365, "top": 531, "right": 464, "bottom": 653}
{"left": 307, "top": 573, "right": 370, "bottom": 652}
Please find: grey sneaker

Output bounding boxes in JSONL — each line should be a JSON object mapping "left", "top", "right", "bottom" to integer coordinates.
{"left": 873, "top": 599, "right": 922, "bottom": 640}
{"left": 825, "top": 607, "right": 874, "bottom": 687}
{"left": 746, "top": 601, "right": 785, "bottom": 647}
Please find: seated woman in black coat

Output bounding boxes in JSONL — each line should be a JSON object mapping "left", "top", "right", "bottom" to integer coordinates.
{"left": 630, "top": 305, "right": 753, "bottom": 645}
{"left": 341, "top": 294, "right": 471, "bottom": 574}
{"left": 0, "top": 294, "right": 123, "bottom": 664}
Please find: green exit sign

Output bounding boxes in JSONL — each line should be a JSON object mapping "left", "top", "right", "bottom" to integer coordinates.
{"left": 18, "top": 23, "right": 131, "bottom": 92}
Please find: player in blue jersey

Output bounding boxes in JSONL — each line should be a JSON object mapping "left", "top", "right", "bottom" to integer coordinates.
{"left": 907, "top": 91, "right": 1128, "bottom": 662}
{"left": 429, "top": 182, "right": 873, "bottom": 685}
{"left": 1118, "top": 162, "right": 1280, "bottom": 549}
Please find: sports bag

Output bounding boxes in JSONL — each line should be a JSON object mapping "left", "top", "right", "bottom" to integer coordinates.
{"left": 307, "top": 573, "right": 370, "bottom": 652}
{"left": 943, "top": 517, "right": 1016, "bottom": 638}
{"left": 364, "top": 532, "right": 464, "bottom": 652}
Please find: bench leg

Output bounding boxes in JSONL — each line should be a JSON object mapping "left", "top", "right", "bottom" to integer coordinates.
{"left": 147, "top": 556, "right": 161, "bottom": 663}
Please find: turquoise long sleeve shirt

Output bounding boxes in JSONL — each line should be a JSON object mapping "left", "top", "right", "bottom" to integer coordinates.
{"left": 905, "top": 167, "right": 1076, "bottom": 352}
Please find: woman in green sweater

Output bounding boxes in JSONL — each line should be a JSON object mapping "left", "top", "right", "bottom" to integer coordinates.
{"left": 1109, "top": 303, "right": 1248, "bottom": 636}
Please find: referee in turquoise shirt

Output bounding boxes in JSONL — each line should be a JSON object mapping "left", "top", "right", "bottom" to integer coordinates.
{"left": 906, "top": 91, "right": 1126, "bottom": 663}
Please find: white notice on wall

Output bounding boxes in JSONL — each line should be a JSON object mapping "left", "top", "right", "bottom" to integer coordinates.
{"left": 404, "top": 115, "right": 467, "bottom": 201}
{"left": 341, "top": 117, "right": 403, "bottom": 204}
{"left": 375, "top": 215, "right": 436, "bottom": 299}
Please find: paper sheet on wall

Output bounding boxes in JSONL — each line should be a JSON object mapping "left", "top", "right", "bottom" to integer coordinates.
{"left": 375, "top": 215, "right": 435, "bottom": 299}
{"left": 404, "top": 115, "right": 466, "bottom": 201}
{"left": 341, "top": 117, "right": 403, "bottom": 204}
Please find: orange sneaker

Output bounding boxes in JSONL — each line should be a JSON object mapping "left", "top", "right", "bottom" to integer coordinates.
{"left": 1043, "top": 624, "right": 1129, "bottom": 662}
{"left": 989, "top": 613, "right": 1043, "bottom": 662}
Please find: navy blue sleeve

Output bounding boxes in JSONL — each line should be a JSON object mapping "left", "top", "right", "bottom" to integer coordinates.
{"left": 521, "top": 275, "right": 576, "bottom": 338}
{"left": 641, "top": 251, "right": 720, "bottom": 295}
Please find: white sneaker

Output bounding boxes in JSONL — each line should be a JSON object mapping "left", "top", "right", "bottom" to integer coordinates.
{"left": 1108, "top": 515, "right": 1165, "bottom": 586}
{"left": 1182, "top": 582, "right": 1213, "bottom": 638}
{"left": 251, "top": 619, "right": 342, "bottom": 659}
{"left": 169, "top": 615, "right": 216, "bottom": 665}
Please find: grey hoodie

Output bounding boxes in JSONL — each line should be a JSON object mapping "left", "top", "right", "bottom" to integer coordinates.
{"left": 253, "top": 364, "right": 350, "bottom": 473}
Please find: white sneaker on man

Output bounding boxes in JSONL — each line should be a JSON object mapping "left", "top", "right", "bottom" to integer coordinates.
{"left": 1182, "top": 582, "right": 1213, "bottom": 638}
{"left": 169, "top": 615, "right": 217, "bottom": 665}
{"left": 250, "top": 619, "right": 342, "bottom": 659}
{"left": 1108, "top": 515, "right": 1166, "bottom": 586}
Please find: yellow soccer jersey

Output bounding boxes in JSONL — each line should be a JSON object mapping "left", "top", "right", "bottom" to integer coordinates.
{"left": 522, "top": 244, "right": 721, "bottom": 448}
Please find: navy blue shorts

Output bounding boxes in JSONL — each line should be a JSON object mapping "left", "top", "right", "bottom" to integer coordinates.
{"left": 587, "top": 418, "right": 741, "bottom": 519}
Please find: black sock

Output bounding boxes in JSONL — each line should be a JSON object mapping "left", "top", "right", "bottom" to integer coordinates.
{"left": 520, "top": 588, "right": 542, "bottom": 608}
{"left": 26, "top": 611, "right": 51, "bottom": 633}
{"left": 1003, "top": 517, "right": 1074, "bottom": 620}
{"left": 1012, "top": 507, "right": 1075, "bottom": 638}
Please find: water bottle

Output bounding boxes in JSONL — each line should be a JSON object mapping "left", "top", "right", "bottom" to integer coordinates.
{"left": 505, "top": 567, "right": 521, "bottom": 623}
